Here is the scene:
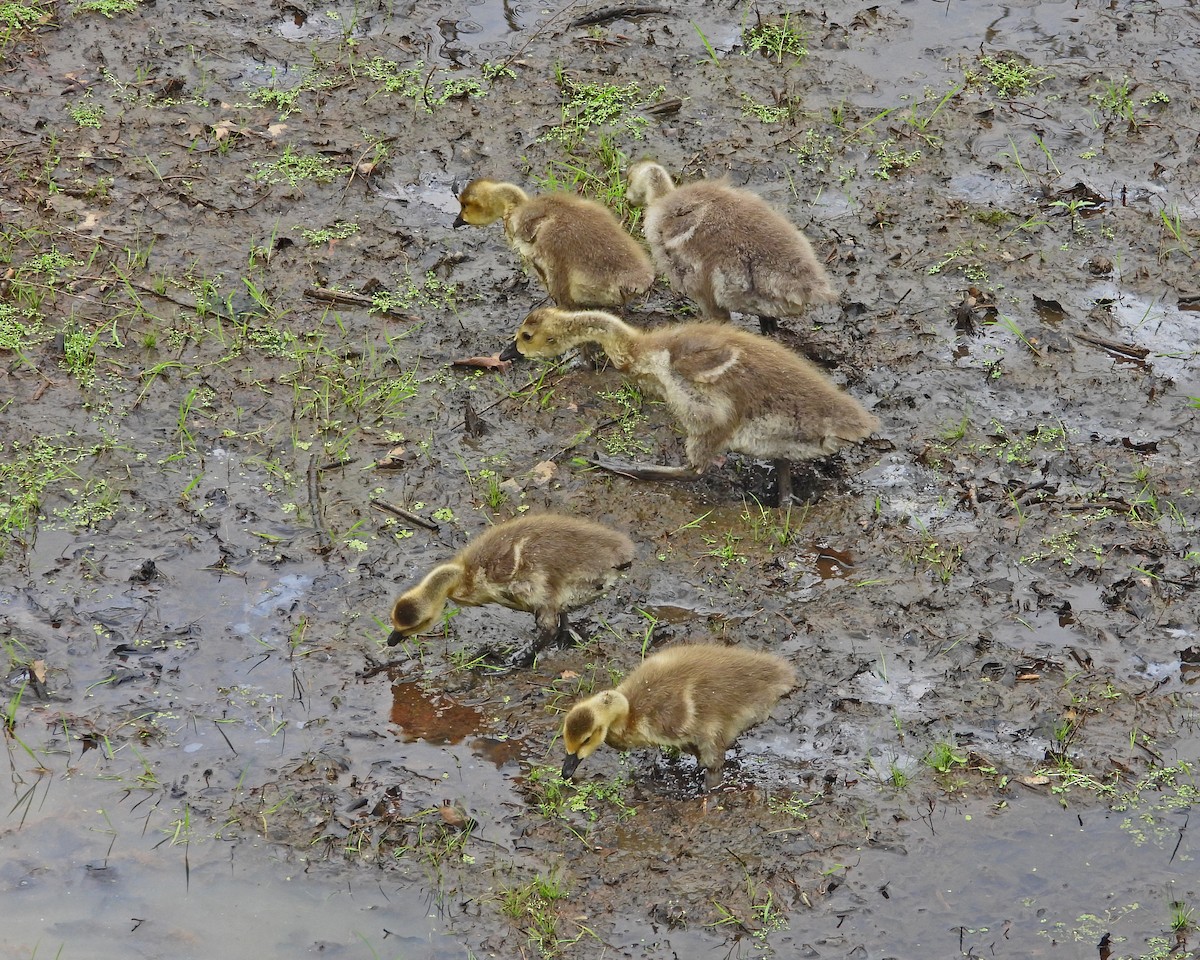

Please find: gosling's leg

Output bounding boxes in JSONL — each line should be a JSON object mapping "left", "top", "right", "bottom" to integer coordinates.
{"left": 703, "top": 765, "right": 726, "bottom": 791}
{"left": 698, "top": 741, "right": 728, "bottom": 792}
{"left": 757, "top": 315, "right": 781, "bottom": 336}
{"left": 551, "top": 612, "right": 580, "bottom": 649}
{"left": 588, "top": 456, "right": 705, "bottom": 483}
{"left": 775, "top": 458, "right": 794, "bottom": 506}
{"left": 505, "top": 611, "right": 575, "bottom": 668}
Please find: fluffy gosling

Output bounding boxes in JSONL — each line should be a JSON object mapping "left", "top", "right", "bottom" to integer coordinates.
{"left": 454, "top": 178, "right": 654, "bottom": 308}
{"left": 561, "top": 643, "right": 796, "bottom": 789}
{"left": 626, "top": 160, "right": 836, "bottom": 334}
{"left": 387, "top": 514, "right": 634, "bottom": 665}
{"left": 500, "top": 307, "right": 878, "bottom": 501}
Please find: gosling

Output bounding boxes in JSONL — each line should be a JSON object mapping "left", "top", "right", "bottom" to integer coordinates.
{"left": 561, "top": 643, "right": 796, "bottom": 789}
{"left": 626, "top": 160, "right": 836, "bottom": 335}
{"left": 454, "top": 178, "right": 654, "bottom": 309}
{"left": 387, "top": 514, "right": 634, "bottom": 665}
{"left": 499, "top": 307, "right": 879, "bottom": 502}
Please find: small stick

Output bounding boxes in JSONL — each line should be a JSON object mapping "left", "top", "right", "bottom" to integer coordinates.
{"left": 370, "top": 498, "right": 440, "bottom": 532}
{"left": 455, "top": 355, "right": 573, "bottom": 427}
{"left": 308, "top": 457, "right": 333, "bottom": 555}
{"left": 1073, "top": 331, "right": 1150, "bottom": 360}
{"left": 570, "top": 5, "right": 668, "bottom": 27}
{"left": 305, "top": 286, "right": 374, "bottom": 308}
{"left": 541, "top": 417, "right": 618, "bottom": 462}
{"left": 304, "top": 286, "right": 422, "bottom": 322}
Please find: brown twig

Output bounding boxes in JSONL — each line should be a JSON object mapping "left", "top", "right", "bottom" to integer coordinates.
{"left": 304, "top": 286, "right": 423, "bottom": 321}
{"left": 1073, "top": 331, "right": 1150, "bottom": 361}
{"left": 308, "top": 456, "right": 333, "bottom": 555}
{"left": 370, "top": 498, "right": 440, "bottom": 532}
{"left": 570, "top": 5, "right": 668, "bottom": 27}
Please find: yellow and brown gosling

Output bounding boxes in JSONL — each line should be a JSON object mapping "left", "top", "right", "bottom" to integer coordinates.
{"left": 454, "top": 178, "right": 654, "bottom": 309}
{"left": 561, "top": 643, "right": 796, "bottom": 789}
{"left": 500, "top": 307, "right": 878, "bottom": 501}
{"left": 387, "top": 513, "right": 634, "bottom": 665}
{"left": 626, "top": 160, "right": 836, "bottom": 335}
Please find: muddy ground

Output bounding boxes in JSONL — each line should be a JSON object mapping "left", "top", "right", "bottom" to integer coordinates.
{"left": 2, "top": 0, "right": 1199, "bottom": 957}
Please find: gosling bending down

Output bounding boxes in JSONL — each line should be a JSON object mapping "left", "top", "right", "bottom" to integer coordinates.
{"left": 500, "top": 307, "right": 878, "bottom": 501}
{"left": 387, "top": 514, "right": 634, "bottom": 665}
{"left": 561, "top": 643, "right": 796, "bottom": 789}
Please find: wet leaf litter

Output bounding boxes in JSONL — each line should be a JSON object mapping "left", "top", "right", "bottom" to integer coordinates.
{"left": 1, "top": 0, "right": 1198, "bottom": 958}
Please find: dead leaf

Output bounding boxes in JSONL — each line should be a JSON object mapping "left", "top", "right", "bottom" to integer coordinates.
{"left": 266, "top": 122, "right": 288, "bottom": 139}
{"left": 452, "top": 353, "right": 511, "bottom": 372}
{"left": 528, "top": 461, "right": 557, "bottom": 486}
{"left": 1018, "top": 774, "right": 1050, "bottom": 787}
{"left": 375, "top": 446, "right": 410, "bottom": 469}
{"left": 560, "top": 670, "right": 579, "bottom": 681}
{"left": 212, "top": 119, "right": 239, "bottom": 142}
{"left": 45, "top": 194, "right": 86, "bottom": 217}
{"left": 463, "top": 397, "right": 487, "bottom": 438}
{"left": 31, "top": 660, "right": 47, "bottom": 683}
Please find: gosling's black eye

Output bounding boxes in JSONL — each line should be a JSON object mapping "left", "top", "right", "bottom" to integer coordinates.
{"left": 520, "top": 331, "right": 532, "bottom": 341}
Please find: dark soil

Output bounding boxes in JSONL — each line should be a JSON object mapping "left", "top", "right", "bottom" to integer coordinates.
{"left": 2, "top": 1, "right": 1198, "bottom": 958}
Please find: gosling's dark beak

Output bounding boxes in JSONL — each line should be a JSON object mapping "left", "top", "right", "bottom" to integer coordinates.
{"left": 561, "top": 753, "right": 582, "bottom": 779}
{"left": 452, "top": 212, "right": 466, "bottom": 228}
{"left": 386, "top": 629, "right": 406, "bottom": 647}
{"left": 499, "top": 340, "right": 522, "bottom": 362}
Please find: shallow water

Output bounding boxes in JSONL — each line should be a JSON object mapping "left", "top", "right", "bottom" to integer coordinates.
{"left": 3, "top": 0, "right": 1199, "bottom": 956}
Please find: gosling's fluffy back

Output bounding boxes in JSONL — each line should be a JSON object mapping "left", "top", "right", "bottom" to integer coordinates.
{"left": 388, "top": 513, "right": 634, "bottom": 645}
{"left": 628, "top": 161, "right": 836, "bottom": 322}
{"left": 614, "top": 645, "right": 795, "bottom": 759}
{"left": 511, "top": 307, "right": 878, "bottom": 464}
{"left": 564, "top": 643, "right": 796, "bottom": 774}
{"left": 636, "top": 321, "right": 878, "bottom": 458}
{"left": 457, "top": 179, "right": 654, "bottom": 308}
{"left": 452, "top": 513, "right": 635, "bottom": 612}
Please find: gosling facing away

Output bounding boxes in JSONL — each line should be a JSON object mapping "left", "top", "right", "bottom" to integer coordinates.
{"left": 626, "top": 160, "right": 836, "bottom": 335}
{"left": 454, "top": 178, "right": 654, "bottom": 309}
{"left": 387, "top": 514, "right": 634, "bottom": 665}
{"left": 499, "top": 308, "right": 879, "bottom": 502}
{"left": 561, "top": 644, "right": 796, "bottom": 789}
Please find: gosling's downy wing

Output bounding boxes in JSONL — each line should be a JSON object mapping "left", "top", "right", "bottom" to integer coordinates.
{"left": 616, "top": 673, "right": 697, "bottom": 750}
{"left": 506, "top": 197, "right": 554, "bottom": 245}
{"left": 464, "top": 518, "right": 630, "bottom": 612}
{"left": 660, "top": 335, "right": 743, "bottom": 385}
{"left": 509, "top": 195, "right": 613, "bottom": 252}
{"left": 456, "top": 527, "right": 545, "bottom": 611}
{"left": 509, "top": 198, "right": 650, "bottom": 305}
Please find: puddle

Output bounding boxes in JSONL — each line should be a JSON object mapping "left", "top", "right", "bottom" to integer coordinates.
{"left": 2, "top": 775, "right": 465, "bottom": 960}
{"left": 3, "top": 0, "right": 1199, "bottom": 956}
{"left": 390, "top": 679, "right": 484, "bottom": 742}
{"left": 828, "top": 794, "right": 1197, "bottom": 958}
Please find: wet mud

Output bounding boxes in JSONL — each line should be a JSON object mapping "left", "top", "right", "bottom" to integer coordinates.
{"left": 2, "top": 0, "right": 1199, "bottom": 957}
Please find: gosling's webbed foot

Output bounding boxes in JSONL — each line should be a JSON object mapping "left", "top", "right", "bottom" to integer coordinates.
{"left": 551, "top": 613, "right": 584, "bottom": 650}
{"left": 757, "top": 315, "right": 781, "bottom": 336}
{"left": 586, "top": 456, "right": 705, "bottom": 483}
